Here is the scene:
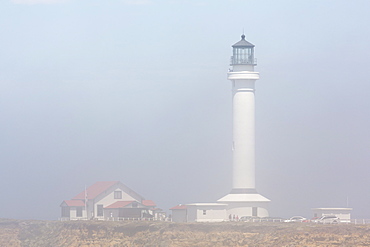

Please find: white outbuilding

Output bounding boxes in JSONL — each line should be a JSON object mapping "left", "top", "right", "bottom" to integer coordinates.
{"left": 312, "top": 208, "right": 353, "bottom": 221}
{"left": 170, "top": 203, "right": 228, "bottom": 223}
{"left": 170, "top": 204, "right": 187, "bottom": 223}
{"left": 186, "top": 203, "right": 228, "bottom": 222}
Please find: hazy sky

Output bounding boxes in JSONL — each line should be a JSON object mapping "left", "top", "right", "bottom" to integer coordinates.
{"left": 1, "top": 0, "right": 370, "bottom": 220}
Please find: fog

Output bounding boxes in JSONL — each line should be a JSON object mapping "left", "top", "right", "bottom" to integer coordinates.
{"left": 1, "top": 0, "right": 370, "bottom": 220}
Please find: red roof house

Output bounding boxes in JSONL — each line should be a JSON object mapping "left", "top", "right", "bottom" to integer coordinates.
{"left": 60, "top": 181, "right": 158, "bottom": 221}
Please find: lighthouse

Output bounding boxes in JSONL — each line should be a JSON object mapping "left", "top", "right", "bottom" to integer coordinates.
{"left": 218, "top": 35, "right": 270, "bottom": 218}
{"left": 170, "top": 35, "right": 270, "bottom": 222}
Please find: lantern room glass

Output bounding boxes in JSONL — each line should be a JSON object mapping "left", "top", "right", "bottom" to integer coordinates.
{"left": 232, "top": 47, "right": 254, "bottom": 65}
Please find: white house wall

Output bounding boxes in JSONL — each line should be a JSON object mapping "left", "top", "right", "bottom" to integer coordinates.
{"left": 68, "top": 207, "right": 87, "bottom": 220}
{"left": 87, "top": 200, "right": 94, "bottom": 219}
{"left": 187, "top": 205, "right": 227, "bottom": 222}
{"left": 94, "top": 185, "right": 137, "bottom": 204}
{"left": 93, "top": 187, "right": 138, "bottom": 219}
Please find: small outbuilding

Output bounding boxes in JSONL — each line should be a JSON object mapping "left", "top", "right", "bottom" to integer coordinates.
{"left": 186, "top": 203, "right": 228, "bottom": 222}
{"left": 312, "top": 208, "right": 353, "bottom": 221}
{"left": 170, "top": 203, "right": 228, "bottom": 222}
{"left": 170, "top": 204, "right": 187, "bottom": 223}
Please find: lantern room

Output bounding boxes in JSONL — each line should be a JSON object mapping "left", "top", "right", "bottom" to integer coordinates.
{"left": 231, "top": 34, "right": 256, "bottom": 65}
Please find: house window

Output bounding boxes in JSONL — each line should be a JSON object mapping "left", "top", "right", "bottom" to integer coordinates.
{"left": 114, "top": 191, "right": 122, "bottom": 199}
{"left": 76, "top": 207, "right": 83, "bottom": 217}
{"left": 97, "top": 205, "right": 103, "bottom": 217}
{"left": 203, "top": 210, "right": 206, "bottom": 215}
{"left": 61, "top": 207, "right": 70, "bottom": 217}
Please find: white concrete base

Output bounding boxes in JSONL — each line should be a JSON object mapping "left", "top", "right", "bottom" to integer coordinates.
{"left": 218, "top": 192, "right": 270, "bottom": 218}
{"left": 218, "top": 193, "right": 270, "bottom": 202}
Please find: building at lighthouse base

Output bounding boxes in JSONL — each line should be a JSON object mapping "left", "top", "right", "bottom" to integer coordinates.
{"left": 217, "top": 192, "right": 270, "bottom": 219}
{"left": 170, "top": 194, "right": 270, "bottom": 223}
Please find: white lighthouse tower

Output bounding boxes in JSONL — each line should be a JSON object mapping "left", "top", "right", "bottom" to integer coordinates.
{"left": 218, "top": 35, "right": 270, "bottom": 218}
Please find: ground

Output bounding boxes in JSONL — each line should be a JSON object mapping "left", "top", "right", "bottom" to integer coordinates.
{"left": 1, "top": 218, "right": 370, "bottom": 247}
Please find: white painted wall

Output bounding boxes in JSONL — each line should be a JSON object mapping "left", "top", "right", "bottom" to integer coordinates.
{"left": 94, "top": 187, "right": 137, "bottom": 219}
{"left": 227, "top": 71, "right": 259, "bottom": 190}
{"left": 186, "top": 204, "right": 227, "bottom": 222}
{"left": 232, "top": 64, "right": 254, "bottom": 72}
{"left": 312, "top": 208, "right": 352, "bottom": 220}
{"left": 226, "top": 202, "right": 269, "bottom": 218}
{"left": 68, "top": 207, "right": 87, "bottom": 220}
{"left": 232, "top": 80, "right": 256, "bottom": 189}
{"left": 87, "top": 200, "right": 94, "bottom": 219}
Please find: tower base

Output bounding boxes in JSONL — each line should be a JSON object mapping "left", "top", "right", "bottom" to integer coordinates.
{"left": 218, "top": 191, "right": 270, "bottom": 218}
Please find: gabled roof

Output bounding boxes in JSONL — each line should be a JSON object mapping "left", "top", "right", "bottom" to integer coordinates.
{"left": 142, "top": 200, "right": 156, "bottom": 207}
{"left": 73, "top": 181, "right": 119, "bottom": 200}
{"left": 105, "top": 201, "right": 135, "bottom": 209}
{"left": 170, "top": 204, "right": 187, "bottom": 210}
{"left": 62, "top": 200, "right": 85, "bottom": 207}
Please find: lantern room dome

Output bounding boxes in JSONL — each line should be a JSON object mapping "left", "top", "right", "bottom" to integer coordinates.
{"left": 232, "top": 34, "right": 255, "bottom": 48}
